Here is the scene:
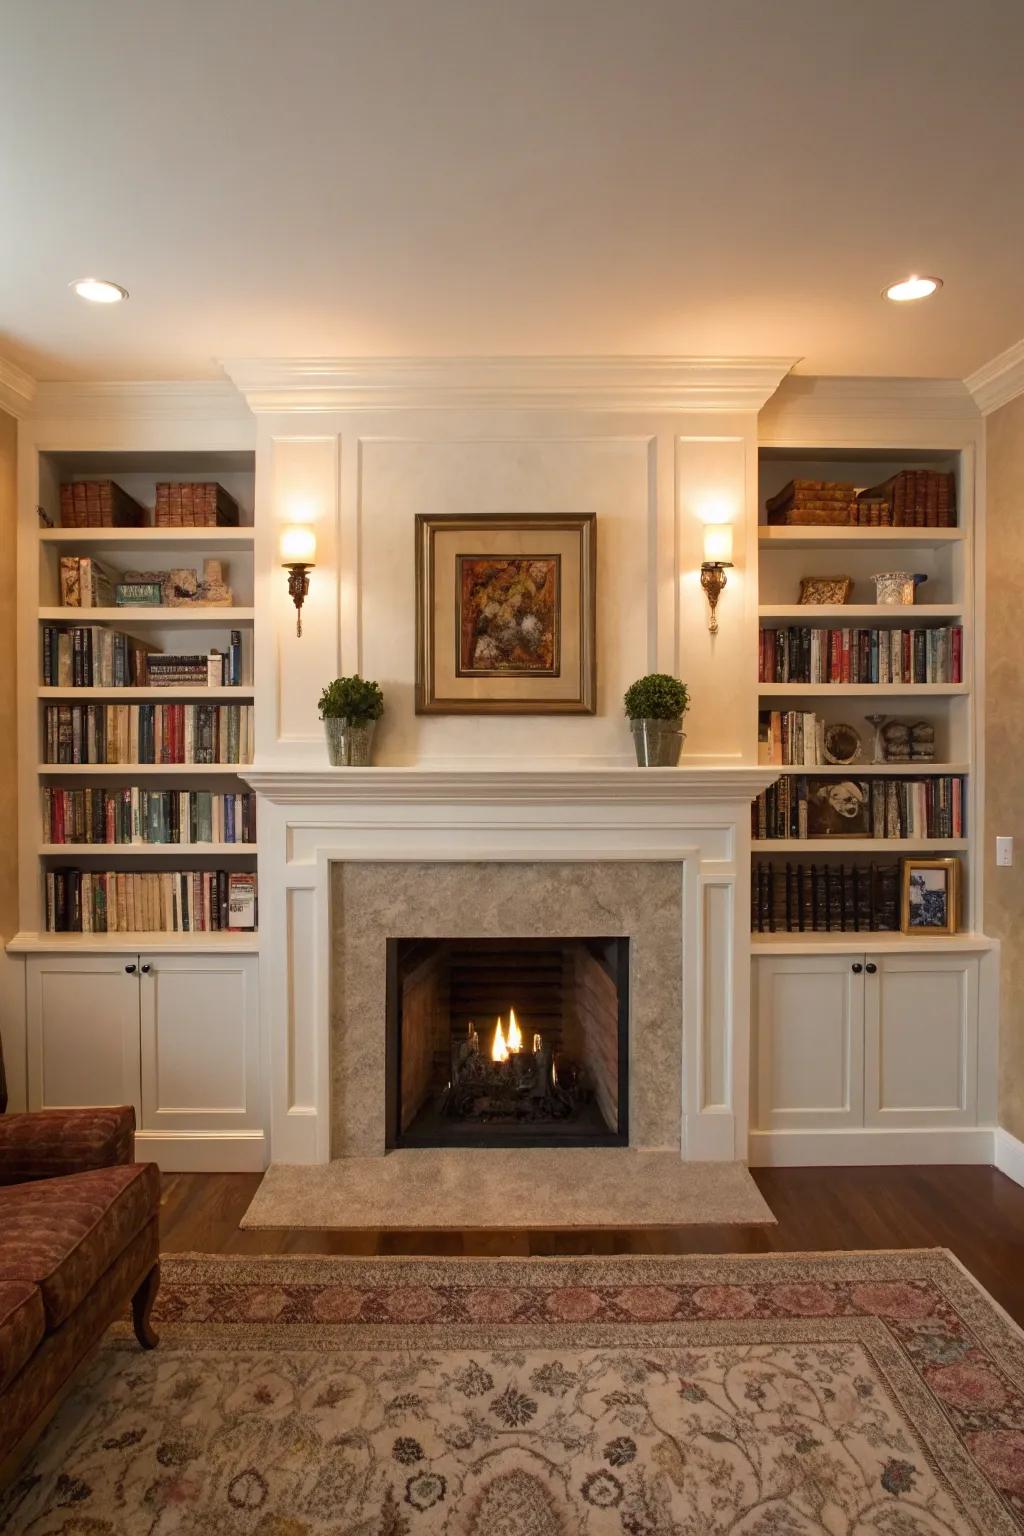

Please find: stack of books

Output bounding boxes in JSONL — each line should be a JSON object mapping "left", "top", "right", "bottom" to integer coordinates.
{"left": 752, "top": 861, "right": 901, "bottom": 933}
{"left": 59, "top": 481, "right": 147, "bottom": 528}
{"left": 43, "top": 787, "right": 257, "bottom": 846}
{"left": 760, "top": 626, "right": 963, "bottom": 685}
{"left": 147, "top": 633, "right": 246, "bottom": 687}
{"left": 45, "top": 869, "right": 257, "bottom": 933}
{"left": 753, "top": 775, "right": 965, "bottom": 841}
{"left": 154, "top": 483, "right": 240, "bottom": 527}
{"left": 43, "top": 703, "right": 254, "bottom": 765}
{"left": 42, "top": 625, "right": 155, "bottom": 688}
{"left": 858, "top": 470, "right": 956, "bottom": 528}
{"left": 765, "top": 480, "right": 858, "bottom": 526}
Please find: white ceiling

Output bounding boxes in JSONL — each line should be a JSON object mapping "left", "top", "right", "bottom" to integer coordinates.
{"left": 2, "top": 0, "right": 1023, "bottom": 383}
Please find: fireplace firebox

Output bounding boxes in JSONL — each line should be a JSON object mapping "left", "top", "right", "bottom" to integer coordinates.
{"left": 385, "top": 937, "right": 629, "bottom": 1148}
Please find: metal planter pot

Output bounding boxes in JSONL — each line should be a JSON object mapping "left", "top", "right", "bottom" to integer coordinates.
{"left": 629, "top": 718, "right": 686, "bottom": 767}
{"left": 323, "top": 717, "right": 377, "bottom": 767}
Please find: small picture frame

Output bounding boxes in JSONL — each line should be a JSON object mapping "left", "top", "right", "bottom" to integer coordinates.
{"left": 900, "top": 857, "right": 959, "bottom": 935}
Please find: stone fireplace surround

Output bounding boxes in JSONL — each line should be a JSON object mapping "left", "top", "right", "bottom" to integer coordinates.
{"left": 244, "top": 766, "right": 775, "bottom": 1167}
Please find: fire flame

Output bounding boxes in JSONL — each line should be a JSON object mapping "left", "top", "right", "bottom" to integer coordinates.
{"left": 491, "top": 1016, "right": 508, "bottom": 1063}
{"left": 507, "top": 1007, "right": 523, "bottom": 1053}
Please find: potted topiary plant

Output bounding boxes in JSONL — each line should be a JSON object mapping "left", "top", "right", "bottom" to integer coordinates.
{"left": 623, "top": 673, "right": 689, "bottom": 767}
{"left": 318, "top": 675, "right": 384, "bottom": 766}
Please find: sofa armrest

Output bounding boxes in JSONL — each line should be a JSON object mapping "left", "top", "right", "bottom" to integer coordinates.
{"left": 0, "top": 1106, "right": 135, "bottom": 1185}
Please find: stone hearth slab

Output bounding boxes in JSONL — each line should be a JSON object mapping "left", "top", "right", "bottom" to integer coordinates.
{"left": 240, "top": 1149, "right": 775, "bottom": 1229}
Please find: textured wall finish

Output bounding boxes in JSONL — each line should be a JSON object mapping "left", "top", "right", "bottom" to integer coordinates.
{"left": 0, "top": 408, "right": 15, "bottom": 940}
{"left": 330, "top": 861, "right": 684, "bottom": 1157}
{"left": 986, "top": 393, "right": 1024, "bottom": 1142}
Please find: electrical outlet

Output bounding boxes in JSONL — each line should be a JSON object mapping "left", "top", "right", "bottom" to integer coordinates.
{"left": 996, "top": 836, "right": 1014, "bottom": 867}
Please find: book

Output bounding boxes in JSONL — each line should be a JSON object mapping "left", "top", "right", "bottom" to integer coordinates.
{"left": 115, "top": 581, "right": 163, "bottom": 607}
{"left": 153, "top": 482, "right": 241, "bottom": 528}
{"left": 59, "top": 481, "right": 147, "bottom": 528}
{"left": 227, "top": 871, "right": 257, "bottom": 930}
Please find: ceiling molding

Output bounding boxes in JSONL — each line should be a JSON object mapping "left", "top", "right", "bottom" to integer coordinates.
{"left": 964, "top": 338, "right": 1024, "bottom": 416}
{"left": 0, "top": 356, "right": 37, "bottom": 420}
{"left": 29, "top": 379, "right": 253, "bottom": 424}
{"left": 759, "top": 374, "right": 983, "bottom": 448}
{"left": 220, "top": 355, "right": 799, "bottom": 415}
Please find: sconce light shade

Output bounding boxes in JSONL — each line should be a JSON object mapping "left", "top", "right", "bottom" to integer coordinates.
{"left": 702, "top": 523, "right": 733, "bottom": 565}
{"left": 280, "top": 524, "right": 317, "bottom": 637}
{"left": 279, "top": 525, "right": 317, "bottom": 565}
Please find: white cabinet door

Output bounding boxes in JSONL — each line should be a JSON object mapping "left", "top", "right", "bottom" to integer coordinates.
{"left": 865, "top": 954, "right": 978, "bottom": 1127}
{"left": 755, "top": 955, "right": 864, "bottom": 1129}
{"left": 139, "top": 954, "right": 260, "bottom": 1132}
{"left": 27, "top": 955, "right": 141, "bottom": 1114}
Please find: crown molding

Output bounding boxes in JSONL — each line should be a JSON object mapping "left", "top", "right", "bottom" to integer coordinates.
{"left": 0, "top": 356, "right": 37, "bottom": 420}
{"left": 220, "top": 355, "right": 798, "bottom": 415}
{"left": 964, "top": 337, "right": 1024, "bottom": 416}
{"left": 29, "top": 379, "right": 253, "bottom": 424}
{"left": 759, "top": 374, "right": 982, "bottom": 448}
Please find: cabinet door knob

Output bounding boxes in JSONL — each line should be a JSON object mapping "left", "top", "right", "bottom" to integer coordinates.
{"left": 865, "top": 962, "right": 878, "bottom": 974}
{"left": 124, "top": 963, "right": 137, "bottom": 975}
{"left": 140, "top": 963, "right": 152, "bottom": 975}
{"left": 851, "top": 962, "right": 863, "bottom": 974}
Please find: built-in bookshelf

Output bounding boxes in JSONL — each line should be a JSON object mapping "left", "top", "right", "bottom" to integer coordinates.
{"left": 753, "top": 446, "right": 978, "bottom": 947}
{"left": 19, "top": 450, "right": 259, "bottom": 948}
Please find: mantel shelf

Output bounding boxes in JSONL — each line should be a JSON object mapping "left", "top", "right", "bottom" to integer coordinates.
{"left": 241, "top": 763, "right": 780, "bottom": 805}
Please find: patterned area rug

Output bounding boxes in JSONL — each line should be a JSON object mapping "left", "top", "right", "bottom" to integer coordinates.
{"left": 2, "top": 1251, "right": 1023, "bottom": 1535}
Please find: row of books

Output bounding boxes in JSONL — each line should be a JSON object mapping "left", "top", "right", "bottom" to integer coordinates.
{"left": 43, "top": 704, "right": 254, "bottom": 765}
{"left": 154, "top": 482, "right": 240, "bottom": 527}
{"left": 45, "top": 869, "right": 257, "bottom": 933}
{"left": 752, "top": 776, "right": 966, "bottom": 841}
{"left": 758, "top": 710, "right": 826, "bottom": 766}
{"left": 58, "top": 557, "right": 115, "bottom": 608}
{"left": 860, "top": 469, "right": 956, "bottom": 529}
{"left": 764, "top": 471, "right": 956, "bottom": 529}
{"left": 42, "top": 628, "right": 249, "bottom": 689}
{"left": 759, "top": 626, "right": 963, "bottom": 685}
{"left": 43, "top": 788, "right": 257, "bottom": 847}
{"left": 59, "top": 481, "right": 146, "bottom": 528}
{"left": 752, "top": 861, "right": 901, "bottom": 933}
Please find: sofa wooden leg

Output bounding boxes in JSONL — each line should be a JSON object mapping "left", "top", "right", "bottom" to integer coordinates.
{"left": 131, "top": 1262, "right": 160, "bottom": 1349}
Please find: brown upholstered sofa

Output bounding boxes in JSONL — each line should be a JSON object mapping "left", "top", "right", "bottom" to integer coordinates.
{"left": 0, "top": 1071, "right": 160, "bottom": 1476}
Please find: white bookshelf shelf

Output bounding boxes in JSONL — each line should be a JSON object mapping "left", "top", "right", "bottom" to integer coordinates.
{"left": 40, "top": 527, "right": 254, "bottom": 553}
{"left": 38, "top": 607, "right": 255, "bottom": 625}
{"left": 7, "top": 929, "right": 259, "bottom": 955}
{"left": 38, "top": 686, "right": 254, "bottom": 701}
{"left": 758, "top": 683, "right": 968, "bottom": 697}
{"left": 752, "top": 837, "right": 968, "bottom": 853}
{"left": 759, "top": 604, "right": 963, "bottom": 621}
{"left": 761, "top": 762, "right": 969, "bottom": 776}
{"left": 38, "top": 763, "right": 252, "bottom": 776}
{"left": 39, "top": 844, "right": 259, "bottom": 857}
{"left": 749, "top": 931, "right": 995, "bottom": 957}
{"left": 759, "top": 526, "right": 964, "bottom": 550}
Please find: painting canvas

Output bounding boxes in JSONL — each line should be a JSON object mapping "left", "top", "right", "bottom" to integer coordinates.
{"left": 456, "top": 555, "right": 560, "bottom": 676}
{"left": 806, "top": 778, "right": 871, "bottom": 837}
{"left": 415, "top": 513, "right": 596, "bottom": 714}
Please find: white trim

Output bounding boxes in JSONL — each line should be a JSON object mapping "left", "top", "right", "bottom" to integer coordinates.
{"left": 965, "top": 337, "right": 1024, "bottom": 415}
{"left": 760, "top": 375, "right": 981, "bottom": 440}
{"left": 243, "top": 764, "right": 778, "bottom": 806}
{"left": 0, "top": 356, "right": 36, "bottom": 419}
{"left": 994, "top": 1126, "right": 1024, "bottom": 1189}
{"left": 220, "top": 355, "right": 798, "bottom": 414}
{"left": 134, "top": 1129, "right": 266, "bottom": 1173}
{"left": 748, "top": 1126, "right": 995, "bottom": 1167}
{"left": 29, "top": 379, "right": 253, "bottom": 425}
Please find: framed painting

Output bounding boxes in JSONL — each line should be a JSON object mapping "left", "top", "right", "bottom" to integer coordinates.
{"left": 415, "top": 513, "right": 596, "bottom": 714}
{"left": 900, "top": 857, "right": 960, "bottom": 936}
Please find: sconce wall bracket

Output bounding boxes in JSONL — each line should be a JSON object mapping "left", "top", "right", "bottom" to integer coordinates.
{"left": 286, "top": 563, "right": 312, "bottom": 637}
{"left": 700, "top": 561, "right": 732, "bottom": 636}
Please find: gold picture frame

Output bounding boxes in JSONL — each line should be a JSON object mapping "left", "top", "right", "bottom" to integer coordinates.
{"left": 415, "top": 513, "right": 597, "bottom": 714}
{"left": 900, "top": 857, "right": 960, "bottom": 936}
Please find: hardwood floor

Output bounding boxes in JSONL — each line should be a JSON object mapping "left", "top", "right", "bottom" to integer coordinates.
{"left": 158, "top": 1164, "right": 1024, "bottom": 1325}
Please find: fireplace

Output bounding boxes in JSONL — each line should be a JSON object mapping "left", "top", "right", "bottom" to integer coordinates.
{"left": 385, "top": 936, "right": 629, "bottom": 1149}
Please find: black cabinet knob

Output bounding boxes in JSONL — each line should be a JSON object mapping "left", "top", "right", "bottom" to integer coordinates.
{"left": 851, "top": 962, "right": 863, "bottom": 973}
{"left": 124, "top": 963, "right": 137, "bottom": 975}
{"left": 865, "top": 962, "right": 878, "bottom": 974}
{"left": 140, "top": 963, "right": 152, "bottom": 974}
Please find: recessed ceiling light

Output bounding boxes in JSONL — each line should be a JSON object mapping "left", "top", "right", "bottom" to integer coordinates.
{"left": 70, "top": 277, "right": 129, "bottom": 304}
{"left": 883, "top": 275, "right": 942, "bottom": 303}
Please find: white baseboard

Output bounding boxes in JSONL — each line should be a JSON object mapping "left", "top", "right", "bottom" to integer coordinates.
{"left": 135, "top": 1130, "right": 267, "bottom": 1173}
{"left": 748, "top": 1126, "right": 996, "bottom": 1168}
{"left": 994, "top": 1126, "right": 1024, "bottom": 1189}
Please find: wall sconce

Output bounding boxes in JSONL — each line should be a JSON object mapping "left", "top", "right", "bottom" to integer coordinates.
{"left": 279, "top": 525, "right": 317, "bottom": 637}
{"left": 700, "top": 523, "right": 734, "bottom": 635}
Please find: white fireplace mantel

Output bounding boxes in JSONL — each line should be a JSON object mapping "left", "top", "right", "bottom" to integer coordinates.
{"left": 246, "top": 762, "right": 776, "bottom": 1168}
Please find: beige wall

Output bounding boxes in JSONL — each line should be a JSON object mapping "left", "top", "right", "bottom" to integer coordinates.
{"left": 0, "top": 407, "right": 15, "bottom": 940}
{"left": 986, "top": 392, "right": 1024, "bottom": 1140}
